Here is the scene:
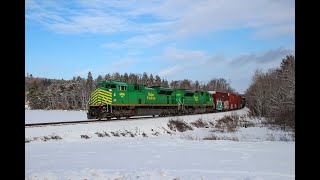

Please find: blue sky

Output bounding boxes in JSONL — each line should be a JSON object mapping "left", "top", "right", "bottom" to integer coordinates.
{"left": 26, "top": 0, "right": 295, "bottom": 93}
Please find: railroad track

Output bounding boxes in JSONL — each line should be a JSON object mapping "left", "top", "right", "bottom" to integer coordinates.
{"left": 25, "top": 116, "right": 160, "bottom": 127}
{"left": 25, "top": 109, "right": 240, "bottom": 127}
{"left": 25, "top": 119, "right": 101, "bottom": 127}
{"left": 25, "top": 115, "right": 168, "bottom": 127}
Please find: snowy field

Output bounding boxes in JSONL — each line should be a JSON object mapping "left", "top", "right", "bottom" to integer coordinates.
{"left": 25, "top": 109, "right": 87, "bottom": 124}
{"left": 25, "top": 108, "right": 295, "bottom": 180}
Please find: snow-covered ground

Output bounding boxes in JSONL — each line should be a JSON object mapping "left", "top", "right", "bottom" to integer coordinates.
{"left": 25, "top": 108, "right": 295, "bottom": 179}
{"left": 25, "top": 109, "right": 87, "bottom": 124}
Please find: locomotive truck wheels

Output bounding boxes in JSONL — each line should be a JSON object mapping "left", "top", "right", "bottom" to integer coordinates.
{"left": 87, "top": 113, "right": 94, "bottom": 119}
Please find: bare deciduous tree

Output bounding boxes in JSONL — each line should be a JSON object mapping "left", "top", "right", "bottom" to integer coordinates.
{"left": 245, "top": 55, "right": 295, "bottom": 131}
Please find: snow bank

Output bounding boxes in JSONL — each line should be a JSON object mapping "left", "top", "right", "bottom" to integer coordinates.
{"left": 25, "top": 108, "right": 294, "bottom": 142}
{"left": 25, "top": 107, "right": 295, "bottom": 179}
{"left": 26, "top": 138, "right": 295, "bottom": 180}
{"left": 25, "top": 109, "right": 87, "bottom": 124}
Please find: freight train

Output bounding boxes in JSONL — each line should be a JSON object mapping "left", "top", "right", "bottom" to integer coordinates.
{"left": 87, "top": 80, "right": 246, "bottom": 120}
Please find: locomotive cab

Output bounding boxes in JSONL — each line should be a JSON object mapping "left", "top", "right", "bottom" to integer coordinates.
{"left": 96, "top": 81, "right": 117, "bottom": 90}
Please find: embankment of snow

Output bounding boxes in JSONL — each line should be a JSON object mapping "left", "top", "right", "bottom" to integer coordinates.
{"left": 25, "top": 108, "right": 294, "bottom": 143}
{"left": 25, "top": 107, "right": 295, "bottom": 179}
{"left": 25, "top": 109, "right": 87, "bottom": 124}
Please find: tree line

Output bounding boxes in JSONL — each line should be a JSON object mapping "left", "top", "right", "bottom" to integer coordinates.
{"left": 244, "top": 54, "right": 295, "bottom": 131}
{"left": 25, "top": 72, "right": 236, "bottom": 110}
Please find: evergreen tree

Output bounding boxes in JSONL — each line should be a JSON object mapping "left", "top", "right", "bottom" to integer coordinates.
{"left": 86, "top": 72, "right": 94, "bottom": 107}
{"left": 113, "top": 72, "right": 121, "bottom": 81}
{"left": 155, "top": 75, "right": 161, "bottom": 86}
{"left": 149, "top": 74, "right": 154, "bottom": 86}
{"left": 142, "top": 72, "right": 148, "bottom": 85}
{"left": 104, "top": 73, "right": 111, "bottom": 81}
{"left": 96, "top": 75, "right": 103, "bottom": 84}
{"left": 123, "top": 73, "right": 129, "bottom": 83}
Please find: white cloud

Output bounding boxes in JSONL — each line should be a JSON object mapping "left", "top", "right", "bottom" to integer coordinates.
{"left": 146, "top": 0, "right": 295, "bottom": 38}
{"left": 157, "top": 46, "right": 294, "bottom": 93}
{"left": 27, "top": 0, "right": 294, "bottom": 38}
{"left": 103, "top": 33, "right": 168, "bottom": 49}
{"left": 162, "top": 47, "right": 208, "bottom": 63}
{"left": 230, "top": 47, "right": 295, "bottom": 65}
{"left": 110, "top": 59, "right": 137, "bottom": 71}
{"left": 254, "top": 24, "right": 295, "bottom": 38}
{"left": 158, "top": 65, "right": 181, "bottom": 76}
{"left": 49, "top": 15, "right": 129, "bottom": 33}
{"left": 156, "top": 47, "right": 209, "bottom": 77}
{"left": 26, "top": 1, "right": 130, "bottom": 34}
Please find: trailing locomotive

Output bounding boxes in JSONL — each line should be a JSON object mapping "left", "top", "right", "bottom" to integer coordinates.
{"left": 87, "top": 80, "right": 245, "bottom": 120}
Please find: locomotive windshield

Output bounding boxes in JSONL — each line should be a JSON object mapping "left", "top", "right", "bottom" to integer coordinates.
{"left": 96, "top": 82, "right": 116, "bottom": 89}
{"left": 106, "top": 84, "right": 116, "bottom": 89}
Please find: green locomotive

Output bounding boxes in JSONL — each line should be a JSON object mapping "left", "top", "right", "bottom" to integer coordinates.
{"left": 87, "top": 80, "right": 215, "bottom": 120}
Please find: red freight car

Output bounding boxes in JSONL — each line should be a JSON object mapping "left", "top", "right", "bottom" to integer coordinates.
{"left": 230, "top": 93, "right": 243, "bottom": 110}
{"left": 228, "top": 93, "right": 236, "bottom": 110}
{"left": 235, "top": 94, "right": 241, "bottom": 109}
{"left": 210, "top": 91, "right": 229, "bottom": 111}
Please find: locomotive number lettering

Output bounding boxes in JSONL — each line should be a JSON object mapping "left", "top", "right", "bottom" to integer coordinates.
{"left": 147, "top": 92, "right": 156, "bottom": 100}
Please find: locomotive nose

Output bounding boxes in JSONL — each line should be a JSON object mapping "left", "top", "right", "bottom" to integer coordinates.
{"left": 89, "top": 88, "right": 112, "bottom": 106}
